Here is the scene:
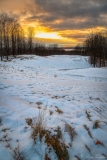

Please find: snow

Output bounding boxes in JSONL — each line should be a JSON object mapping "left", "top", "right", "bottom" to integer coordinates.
{"left": 0, "top": 55, "right": 107, "bottom": 160}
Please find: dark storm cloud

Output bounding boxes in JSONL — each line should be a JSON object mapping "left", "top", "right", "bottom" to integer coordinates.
{"left": 26, "top": 14, "right": 57, "bottom": 22}
{"left": 48, "top": 17, "right": 107, "bottom": 31}
{"left": 1, "top": 0, "right": 107, "bottom": 29}
{"left": 31, "top": 0, "right": 107, "bottom": 30}
{"left": 34, "top": 0, "right": 107, "bottom": 18}
{"left": 0, "top": 0, "right": 107, "bottom": 41}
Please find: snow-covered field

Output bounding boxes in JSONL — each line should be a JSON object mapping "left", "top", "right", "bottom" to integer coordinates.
{"left": 0, "top": 55, "right": 107, "bottom": 160}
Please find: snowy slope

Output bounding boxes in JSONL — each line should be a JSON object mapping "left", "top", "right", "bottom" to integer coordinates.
{"left": 0, "top": 55, "right": 107, "bottom": 160}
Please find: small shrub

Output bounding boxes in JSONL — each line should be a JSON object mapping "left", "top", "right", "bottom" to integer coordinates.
{"left": 26, "top": 111, "right": 47, "bottom": 141}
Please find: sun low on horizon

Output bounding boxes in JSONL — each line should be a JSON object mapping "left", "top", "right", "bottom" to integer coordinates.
{"left": 0, "top": 0, "right": 107, "bottom": 47}
{"left": 36, "top": 32, "right": 61, "bottom": 40}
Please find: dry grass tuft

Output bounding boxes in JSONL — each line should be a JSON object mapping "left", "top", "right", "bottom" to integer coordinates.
{"left": 49, "top": 110, "right": 53, "bottom": 115}
{"left": 26, "top": 111, "right": 69, "bottom": 160}
{"left": 37, "top": 106, "right": 41, "bottom": 109}
{"left": 0, "top": 120, "right": 25, "bottom": 160}
{"left": 26, "top": 111, "right": 47, "bottom": 141}
{"left": 55, "top": 106, "right": 63, "bottom": 114}
{"left": 0, "top": 118, "right": 2, "bottom": 126}
{"left": 75, "top": 155, "right": 81, "bottom": 160}
{"left": 45, "top": 154, "right": 51, "bottom": 160}
{"left": 85, "top": 144, "right": 91, "bottom": 152}
{"left": 84, "top": 125, "right": 93, "bottom": 139}
{"left": 56, "top": 126, "right": 62, "bottom": 139}
{"left": 12, "top": 145, "right": 25, "bottom": 160}
{"left": 26, "top": 118, "right": 33, "bottom": 127}
{"left": 65, "top": 123, "right": 76, "bottom": 141}
{"left": 36, "top": 102, "right": 42, "bottom": 105}
{"left": 93, "top": 120, "right": 100, "bottom": 129}
{"left": 45, "top": 132, "right": 69, "bottom": 160}
{"left": 86, "top": 110, "right": 91, "bottom": 121}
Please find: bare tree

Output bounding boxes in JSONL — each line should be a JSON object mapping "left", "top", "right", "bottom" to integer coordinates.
{"left": 27, "top": 27, "right": 35, "bottom": 54}
{"left": 84, "top": 31, "right": 107, "bottom": 67}
{"left": 0, "top": 14, "right": 3, "bottom": 60}
{"left": 0, "top": 12, "right": 66, "bottom": 60}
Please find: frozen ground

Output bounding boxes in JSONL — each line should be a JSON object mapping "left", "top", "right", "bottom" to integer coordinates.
{"left": 0, "top": 55, "right": 107, "bottom": 160}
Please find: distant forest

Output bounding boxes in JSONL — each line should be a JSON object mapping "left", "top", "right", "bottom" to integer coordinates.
{"left": 74, "top": 31, "right": 107, "bottom": 67}
{"left": 0, "top": 12, "right": 107, "bottom": 67}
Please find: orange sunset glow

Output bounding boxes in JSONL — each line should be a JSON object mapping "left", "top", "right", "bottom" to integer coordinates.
{"left": 0, "top": 0, "right": 107, "bottom": 47}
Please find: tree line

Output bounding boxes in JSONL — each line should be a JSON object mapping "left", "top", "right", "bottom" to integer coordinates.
{"left": 0, "top": 12, "right": 65, "bottom": 61}
{"left": 1, "top": 12, "right": 107, "bottom": 66}
{"left": 74, "top": 31, "right": 107, "bottom": 67}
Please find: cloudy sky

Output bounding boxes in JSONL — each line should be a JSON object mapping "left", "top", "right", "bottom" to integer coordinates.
{"left": 0, "top": 0, "right": 107, "bottom": 46}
